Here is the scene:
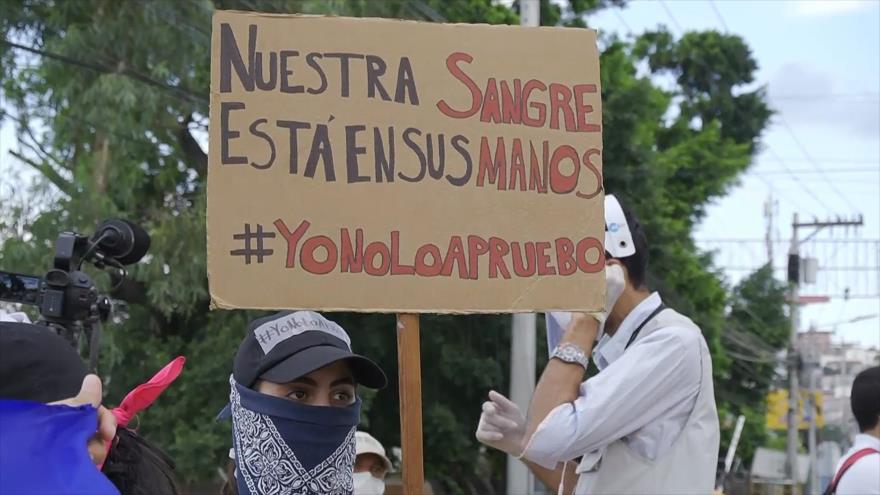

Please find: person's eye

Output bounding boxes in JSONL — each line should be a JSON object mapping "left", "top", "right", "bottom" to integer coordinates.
{"left": 287, "top": 390, "right": 308, "bottom": 402}
{"left": 332, "top": 390, "right": 353, "bottom": 404}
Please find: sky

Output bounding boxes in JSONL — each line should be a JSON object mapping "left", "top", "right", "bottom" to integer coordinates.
{"left": 587, "top": 0, "right": 880, "bottom": 349}
{"left": 1, "top": 0, "right": 878, "bottom": 348}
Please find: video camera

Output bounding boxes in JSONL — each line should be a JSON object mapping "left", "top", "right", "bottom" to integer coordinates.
{"left": 0, "top": 219, "right": 150, "bottom": 370}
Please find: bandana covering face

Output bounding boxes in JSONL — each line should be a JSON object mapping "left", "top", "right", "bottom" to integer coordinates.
{"left": 230, "top": 376, "right": 360, "bottom": 495}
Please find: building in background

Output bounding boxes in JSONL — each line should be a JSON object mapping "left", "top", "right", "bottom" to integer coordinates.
{"left": 798, "top": 329, "right": 880, "bottom": 433}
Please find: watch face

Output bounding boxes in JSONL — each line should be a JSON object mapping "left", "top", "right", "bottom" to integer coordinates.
{"left": 554, "top": 344, "right": 587, "bottom": 368}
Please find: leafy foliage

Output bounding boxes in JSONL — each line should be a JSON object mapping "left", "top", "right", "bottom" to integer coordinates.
{"left": 1, "top": 0, "right": 776, "bottom": 491}
{"left": 715, "top": 265, "right": 791, "bottom": 465}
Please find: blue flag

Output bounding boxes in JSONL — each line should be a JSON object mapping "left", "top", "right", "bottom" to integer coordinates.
{"left": 0, "top": 399, "right": 119, "bottom": 495}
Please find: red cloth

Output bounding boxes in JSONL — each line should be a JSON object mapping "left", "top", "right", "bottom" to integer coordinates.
{"left": 111, "top": 356, "right": 185, "bottom": 427}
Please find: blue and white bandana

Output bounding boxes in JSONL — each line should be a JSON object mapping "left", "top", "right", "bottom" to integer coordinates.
{"left": 229, "top": 376, "right": 360, "bottom": 495}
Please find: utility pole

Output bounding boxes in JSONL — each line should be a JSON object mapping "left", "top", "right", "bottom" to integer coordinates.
{"left": 786, "top": 214, "right": 801, "bottom": 492}
{"left": 785, "top": 213, "right": 864, "bottom": 494}
{"left": 807, "top": 357, "right": 819, "bottom": 495}
{"left": 508, "top": 4, "right": 539, "bottom": 495}
{"left": 765, "top": 194, "right": 775, "bottom": 265}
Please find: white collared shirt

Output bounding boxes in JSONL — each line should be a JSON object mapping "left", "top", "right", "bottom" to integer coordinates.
{"left": 834, "top": 433, "right": 880, "bottom": 495}
{"left": 524, "top": 293, "right": 702, "bottom": 469}
{"left": 592, "top": 293, "right": 663, "bottom": 370}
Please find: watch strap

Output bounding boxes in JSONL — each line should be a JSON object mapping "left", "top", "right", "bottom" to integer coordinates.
{"left": 550, "top": 343, "right": 590, "bottom": 369}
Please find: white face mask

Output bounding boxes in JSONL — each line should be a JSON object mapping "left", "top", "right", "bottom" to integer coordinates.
{"left": 353, "top": 471, "right": 385, "bottom": 495}
{"left": 597, "top": 263, "right": 627, "bottom": 339}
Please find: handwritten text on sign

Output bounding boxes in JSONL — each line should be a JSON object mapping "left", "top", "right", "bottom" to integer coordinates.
{"left": 208, "top": 12, "right": 605, "bottom": 313}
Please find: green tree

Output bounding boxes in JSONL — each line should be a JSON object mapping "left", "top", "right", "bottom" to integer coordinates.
{"left": 715, "top": 265, "right": 791, "bottom": 465}
{"left": 1, "top": 0, "right": 775, "bottom": 492}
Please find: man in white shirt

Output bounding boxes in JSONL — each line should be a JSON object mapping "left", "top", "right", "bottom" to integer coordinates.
{"left": 826, "top": 366, "right": 880, "bottom": 495}
{"left": 476, "top": 195, "right": 720, "bottom": 494}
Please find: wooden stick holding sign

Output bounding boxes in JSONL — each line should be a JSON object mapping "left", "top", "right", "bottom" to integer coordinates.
{"left": 396, "top": 314, "right": 424, "bottom": 494}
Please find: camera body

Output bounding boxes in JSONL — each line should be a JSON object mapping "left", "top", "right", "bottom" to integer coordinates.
{"left": 0, "top": 220, "right": 150, "bottom": 367}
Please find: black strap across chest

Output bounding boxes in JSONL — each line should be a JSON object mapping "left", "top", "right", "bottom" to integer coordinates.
{"left": 624, "top": 303, "right": 668, "bottom": 350}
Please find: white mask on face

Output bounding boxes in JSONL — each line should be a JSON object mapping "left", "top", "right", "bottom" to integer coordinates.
{"left": 353, "top": 471, "right": 385, "bottom": 495}
{"left": 544, "top": 263, "right": 628, "bottom": 353}
{"left": 597, "top": 263, "right": 627, "bottom": 339}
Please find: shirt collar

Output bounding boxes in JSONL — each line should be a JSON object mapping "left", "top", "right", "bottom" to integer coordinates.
{"left": 853, "top": 433, "right": 880, "bottom": 450}
{"left": 592, "top": 292, "right": 663, "bottom": 370}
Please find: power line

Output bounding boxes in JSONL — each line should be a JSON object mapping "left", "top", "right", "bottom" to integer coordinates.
{"left": 649, "top": 2, "right": 814, "bottom": 214}
{"left": 775, "top": 115, "right": 860, "bottom": 213}
{"left": 705, "top": 16, "right": 876, "bottom": 112}
{"left": 652, "top": 1, "right": 839, "bottom": 215}
{"left": 771, "top": 93, "right": 880, "bottom": 101}
{"left": 750, "top": 173, "right": 815, "bottom": 215}
{"left": 698, "top": 0, "right": 869, "bottom": 217}
{"left": 708, "top": 0, "right": 730, "bottom": 32}
{"left": 699, "top": 239, "right": 878, "bottom": 244}
{"left": 763, "top": 157, "right": 879, "bottom": 165}
{"left": 659, "top": 0, "right": 684, "bottom": 33}
{"left": 724, "top": 323, "right": 783, "bottom": 356}
{"left": 764, "top": 147, "right": 834, "bottom": 213}
{"left": 689, "top": 1, "right": 861, "bottom": 217}
{"left": 697, "top": 238, "right": 880, "bottom": 299}
{"left": 648, "top": 1, "right": 869, "bottom": 230}
{"left": 753, "top": 167, "right": 879, "bottom": 175}
{"left": 613, "top": 8, "right": 633, "bottom": 35}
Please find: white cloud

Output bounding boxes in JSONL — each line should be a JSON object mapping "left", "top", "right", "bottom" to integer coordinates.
{"left": 792, "top": 0, "right": 876, "bottom": 17}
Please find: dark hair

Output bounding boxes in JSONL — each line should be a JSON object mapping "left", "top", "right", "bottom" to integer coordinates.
{"left": 221, "top": 460, "right": 237, "bottom": 495}
{"left": 851, "top": 366, "right": 880, "bottom": 432}
{"left": 102, "top": 428, "right": 180, "bottom": 495}
{"left": 612, "top": 198, "right": 649, "bottom": 289}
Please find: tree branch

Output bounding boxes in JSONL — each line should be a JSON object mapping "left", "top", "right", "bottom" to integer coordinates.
{"left": 9, "top": 150, "right": 73, "bottom": 196}
{"left": 19, "top": 117, "right": 69, "bottom": 172}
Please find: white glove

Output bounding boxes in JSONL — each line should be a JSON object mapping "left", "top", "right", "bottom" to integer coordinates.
{"left": 545, "top": 264, "right": 627, "bottom": 353}
{"left": 475, "top": 390, "right": 526, "bottom": 456}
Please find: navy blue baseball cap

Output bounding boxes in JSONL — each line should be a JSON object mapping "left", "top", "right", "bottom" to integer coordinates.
{"left": 233, "top": 311, "right": 387, "bottom": 390}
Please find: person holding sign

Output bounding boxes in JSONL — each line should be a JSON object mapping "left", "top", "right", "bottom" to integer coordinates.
{"left": 221, "top": 311, "right": 387, "bottom": 495}
{"left": 476, "top": 195, "right": 720, "bottom": 494}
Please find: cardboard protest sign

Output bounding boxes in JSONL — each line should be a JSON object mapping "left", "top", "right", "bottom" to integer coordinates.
{"left": 207, "top": 11, "right": 605, "bottom": 313}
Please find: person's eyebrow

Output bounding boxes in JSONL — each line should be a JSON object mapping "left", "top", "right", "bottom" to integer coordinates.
{"left": 289, "top": 376, "right": 318, "bottom": 387}
{"left": 331, "top": 376, "right": 356, "bottom": 387}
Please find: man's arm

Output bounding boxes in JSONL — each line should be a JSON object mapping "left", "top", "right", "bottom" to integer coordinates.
{"left": 475, "top": 391, "right": 580, "bottom": 493}
{"left": 523, "top": 459, "right": 579, "bottom": 495}
{"left": 520, "top": 326, "right": 703, "bottom": 468}
{"left": 523, "top": 314, "right": 599, "bottom": 443}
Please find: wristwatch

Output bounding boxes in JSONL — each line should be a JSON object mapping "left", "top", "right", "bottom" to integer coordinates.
{"left": 550, "top": 343, "right": 590, "bottom": 369}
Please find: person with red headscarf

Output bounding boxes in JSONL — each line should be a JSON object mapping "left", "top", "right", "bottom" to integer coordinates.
{"left": 0, "top": 318, "right": 184, "bottom": 495}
